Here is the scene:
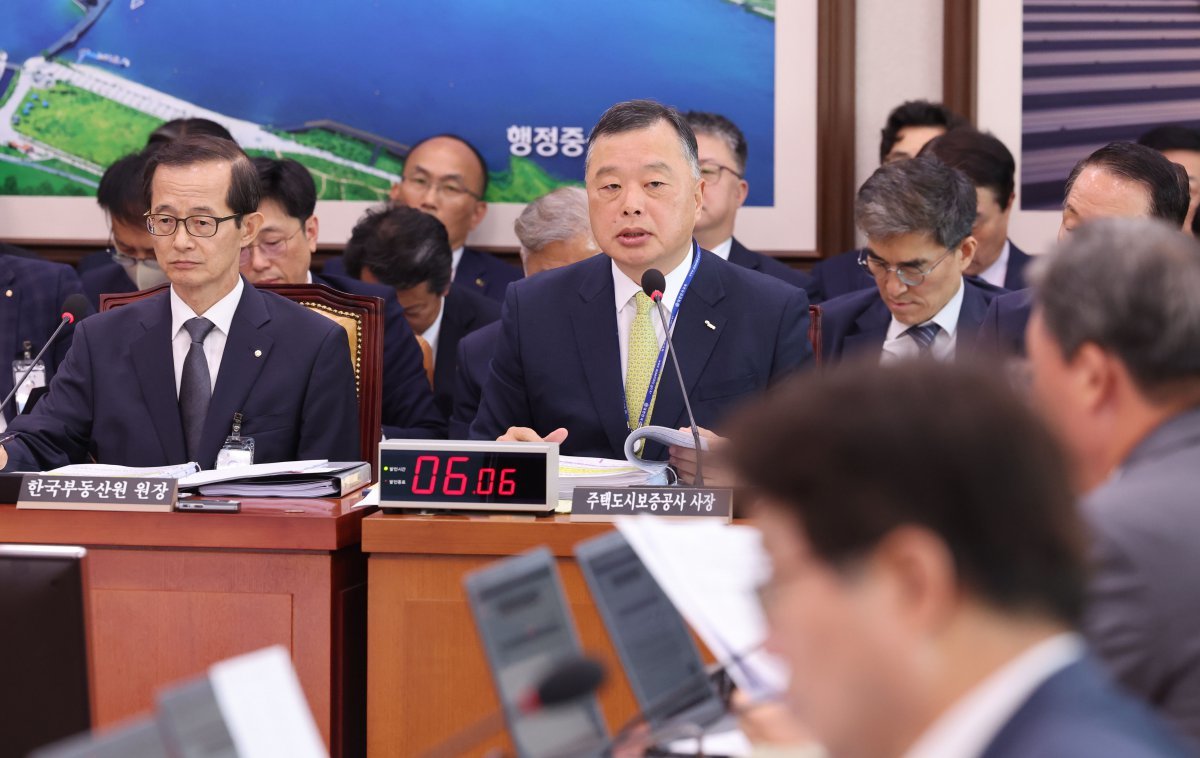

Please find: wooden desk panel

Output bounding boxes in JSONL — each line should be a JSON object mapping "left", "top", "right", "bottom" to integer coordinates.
{"left": 364, "top": 513, "right": 639, "bottom": 757}
{"left": 0, "top": 496, "right": 373, "bottom": 758}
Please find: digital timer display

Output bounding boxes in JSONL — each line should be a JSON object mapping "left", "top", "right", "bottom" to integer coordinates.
{"left": 379, "top": 449, "right": 549, "bottom": 506}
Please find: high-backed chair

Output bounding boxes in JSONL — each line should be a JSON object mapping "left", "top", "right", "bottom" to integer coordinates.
{"left": 101, "top": 282, "right": 384, "bottom": 479}
{"left": 808, "top": 304, "right": 823, "bottom": 365}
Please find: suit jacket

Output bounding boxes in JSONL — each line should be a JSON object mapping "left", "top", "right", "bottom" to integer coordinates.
{"left": 76, "top": 248, "right": 115, "bottom": 274}
{"left": 0, "top": 256, "right": 88, "bottom": 422}
{"left": 1083, "top": 408, "right": 1200, "bottom": 746}
{"left": 2, "top": 283, "right": 359, "bottom": 470}
{"left": 1003, "top": 242, "right": 1034, "bottom": 290}
{"left": 820, "top": 278, "right": 1004, "bottom": 363}
{"left": 433, "top": 286, "right": 501, "bottom": 421}
{"left": 726, "top": 237, "right": 813, "bottom": 291}
{"left": 449, "top": 320, "right": 500, "bottom": 439}
{"left": 470, "top": 250, "right": 813, "bottom": 459}
{"left": 81, "top": 259, "right": 137, "bottom": 310}
{"left": 981, "top": 656, "right": 1193, "bottom": 757}
{"left": 976, "top": 288, "right": 1033, "bottom": 357}
{"left": 322, "top": 246, "right": 523, "bottom": 302}
{"left": 313, "top": 272, "right": 445, "bottom": 439}
{"left": 0, "top": 242, "right": 41, "bottom": 259}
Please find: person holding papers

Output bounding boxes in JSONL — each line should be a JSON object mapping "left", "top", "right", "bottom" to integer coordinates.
{"left": 0, "top": 136, "right": 358, "bottom": 471}
{"left": 470, "top": 99, "right": 812, "bottom": 459}
{"left": 724, "top": 363, "right": 1191, "bottom": 757}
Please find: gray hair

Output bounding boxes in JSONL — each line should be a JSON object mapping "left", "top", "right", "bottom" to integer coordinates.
{"left": 585, "top": 99, "right": 701, "bottom": 180}
{"left": 1029, "top": 217, "right": 1200, "bottom": 395}
{"left": 855, "top": 156, "right": 977, "bottom": 249}
{"left": 514, "top": 187, "right": 591, "bottom": 256}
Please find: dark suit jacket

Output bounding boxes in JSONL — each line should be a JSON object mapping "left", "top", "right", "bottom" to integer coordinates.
{"left": 322, "top": 246, "right": 522, "bottom": 303}
{"left": 726, "top": 237, "right": 813, "bottom": 290}
{"left": 449, "top": 320, "right": 500, "bottom": 439}
{"left": 0, "top": 256, "right": 88, "bottom": 422}
{"left": 981, "top": 656, "right": 1193, "bottom": 757}
{"left": 820, "top": 278, "right": 1004, "bottom": 363}
{"left": 1083, "top": 408, "right": 1200, "bottom": 746}
{"left": 81, "top": 260, "right": 137, "bottom": 310}
{"left": 808, "top": 241, "right": 1031, "bottom": 304}
{"left": 76, "top": 248, "right": 115, "bottom": 274}
{"left": 0, "top": 242, "right": 41, "bottom": 259}
{"left": 470, "top": 250, "right": 813, "bottom": 459}
{"left": 433, "top": 286, "right": 501, "bottom": 421}
{"left": 313, "top": 272, "right": 445, "bottom": 439}
{"left": 2, "top": 283, "right": 359, "bottom": 470}
{"left": 976, "top": 288, "right": 1033, "bottom": 357}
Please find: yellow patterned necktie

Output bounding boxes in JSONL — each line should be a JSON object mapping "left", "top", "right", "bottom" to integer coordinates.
{"left": 625, "top": 291, "right": 661, "bottom": 431}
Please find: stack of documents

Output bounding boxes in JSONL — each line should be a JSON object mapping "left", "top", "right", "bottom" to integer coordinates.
{"left": 48, "top": 462, "right": 201, "bottom": 479}
{"left": 557, "top": 456, "right": 656, "bottom": 500}
{"left": 179, "top": 460, "right": 371, "bottom": 498}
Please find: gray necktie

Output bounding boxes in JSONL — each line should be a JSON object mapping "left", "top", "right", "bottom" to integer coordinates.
{"left": 179, "top": 317, "right": 215, "bottom": 461}
{"left": 904, "top": 323, "right": 940, "bottom": 356}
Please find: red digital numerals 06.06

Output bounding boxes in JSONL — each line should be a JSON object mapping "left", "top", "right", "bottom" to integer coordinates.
{"left": 410, "top": 456, "right": 517, "bottom": 497}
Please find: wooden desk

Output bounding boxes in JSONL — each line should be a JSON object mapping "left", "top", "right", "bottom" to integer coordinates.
{"left": 0, "top": 495, "right": 374, "bottom": 758}
{"left": 363, "top": 512, "right": 640, "bottom": 757}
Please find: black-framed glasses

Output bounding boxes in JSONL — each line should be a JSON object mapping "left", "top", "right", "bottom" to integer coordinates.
{"left": 699, "top": 162, "right": 743, "bottom": 185}
{"left": 144, "top": 212, "right": 243, "bottom": 238}
{"left": 401, "top": 173, "right": 482, "bottom": 201}
{"left": 858, "top": 248, "right": 954, "bottom": 288}
{"left": 239, "top": 225, "right": 305, "bottom": 265}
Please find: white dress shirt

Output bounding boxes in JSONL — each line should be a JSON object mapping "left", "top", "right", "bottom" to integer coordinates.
{"left": 710, "top": 237, "right": 734, "bottom": 261}
{"left": 451, "top": 246, "right": 464, "bottom": 280}
{"left": 421, "top": 299, "right": 446, "bottom": 365}
{"left": 613, "top": 247, "right": 694, "bottom": 386}
{"left": 880, "top": 277, "right": 965, "bottom": 364}
{"left": 169, "top": 278, "right": 243, "bottom": 396}
{"left": 901, "top": 633, "right": 1084, "bottom": 758}
{"left": 975, "top": 241, "right": 1011, "bottom": 289}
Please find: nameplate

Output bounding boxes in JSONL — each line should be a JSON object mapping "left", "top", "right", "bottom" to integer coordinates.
{"left": 16, "top": 475, "right": 177, "bottom": 512}
{"left": 571, "top": 487, "right": 732, "bottom": 522}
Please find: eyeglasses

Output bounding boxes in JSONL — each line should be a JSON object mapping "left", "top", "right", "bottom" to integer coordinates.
{"left": 699, "top": 162, "right": 743, "bottom": 185}
{"left": 858, "top": 248, "right": 954, "bottom": 288}
{"left": 401, "top": 173, "right": 482, "bottom": 201}
{"left": 144, "top": 212, "right": 243, "bottom": 238}
{"left": 239, "top": 225, "right": 304, "bottom": 266}
{"left": 110, "top": 248, "right": 162, "bottom": 270}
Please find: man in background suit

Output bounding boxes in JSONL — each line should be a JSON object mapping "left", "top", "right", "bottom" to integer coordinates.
{"left": 1027, "top": 218, "right": 1200, "bottom": 745}
{"left": 682, "top": 111, "right": 811, "bottom": 290}
{"left": 80, "top": 150, "right": 170, "bottom": 309}
{"left": 240, "top": 157, "right": 444, "bottom": 438}
{"left": 728, "top": 361, "right": 1191, "bottom": 758}
{"left": 978, "top": 142, "right": 1190, "bottom": 357}
{"left": 470, "top": 99, "right": 812, "bottom": 459}
{"left": 0, "top": 254, "right": 87, "bottom": 427}
{"left": 344, "top": 206, "right": 499, "bottom": 422}
{"left": 820, "top": 157, "right": 1004, "bottom": 364}
{"left": 921, "top": 128, "right": 1032, "bottom": 289}
{"left": 450, "top": 187, "right": 599, "bottom": 438}
{"left": 0, "top": 136, "right": 358, "bottom": 470}
{"left": 325, "top": 135, "right": 521, "bottom": 301}
{"left": 807, "top": 100, "right": 968, "bottom": 303}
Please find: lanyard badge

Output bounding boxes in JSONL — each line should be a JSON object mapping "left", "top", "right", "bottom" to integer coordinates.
{"left": 216, "top": 412, "right": 255, "bottom": 469}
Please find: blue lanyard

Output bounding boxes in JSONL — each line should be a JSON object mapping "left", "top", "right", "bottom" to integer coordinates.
{"left": 624, "top": 241, "right": 702, "bottom": 429}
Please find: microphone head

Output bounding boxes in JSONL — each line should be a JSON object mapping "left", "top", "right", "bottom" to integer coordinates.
{"left": 61, "top": 294, "right": 91, "bottom": 324}
{"left": 640, "top": 269, "right": 667, "bottom": 302}
{"left": 521, "top": 656, "right": 606, "bottom": 713}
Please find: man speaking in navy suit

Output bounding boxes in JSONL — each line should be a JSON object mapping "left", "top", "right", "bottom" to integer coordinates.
{"left": 470, "top": 99, "right": 812, "bottom": 459}
{"left": 0, "top": 136, "right": 359, "bottom": 470}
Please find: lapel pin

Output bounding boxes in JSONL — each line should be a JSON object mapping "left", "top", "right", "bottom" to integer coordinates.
{"left": 254, "top": 349, "right": 262, "bottom": 358}
{"left": 4, "top": 289, "right": 11, "bottom": 298}
{"left": 704, "top": 319, "right": 716, "bottom": 331}
{"left": 475, "top": 277, "right": 486, "bottom": 287}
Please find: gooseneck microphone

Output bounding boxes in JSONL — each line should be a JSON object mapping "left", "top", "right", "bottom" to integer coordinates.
{"left": 0, "top": 294, "right": 90, "bottom": 416}
{"left": 641, "top": 269, "right": 704, "bottom": 486}
{"left": 418, "top": 655, "right": 606, "bottom": 758}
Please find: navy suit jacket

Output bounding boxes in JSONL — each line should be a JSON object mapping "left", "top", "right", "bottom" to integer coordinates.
{"left": 976, "top": 288, "right": 1033, "bottom": 357}
{"left": 0, "top": 242, "right": 41, "bottom": 259}
{"left": 449, "top": 320, "right": 500, "bottom": 439}
{"left": 808, "top": 241, "right": 1032, "bottom": 304}
{"left": 76, "top": 248, "right": 115, "bottom": 273}
{"left": 2, "top": 283, "right": 359, "bottom": 470}
{"left": 726, "top": 237, "right": 813, "bottom": 290}
{"left": 980, "top": 656, "right": 1193, "bottom": 758}
{"left": 313, "top": 272, "right": 445, "bottom": 439}
{"left": 81, "top": 259, "right": 137, "bottom": 310}
{"left": 322, "top": 246, "right": 522, "bottom": 302}
{"left": 820, "top": 278, "right": 1004, "bottom": 363}
{"left": 0, "top": 256, "right": 88, "bottom": 422}
{"left": 470, "top": 250, "right": 814, "bottom": 459}
{"left": 433, "top": 286, "right": 501, "bottom": 421}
